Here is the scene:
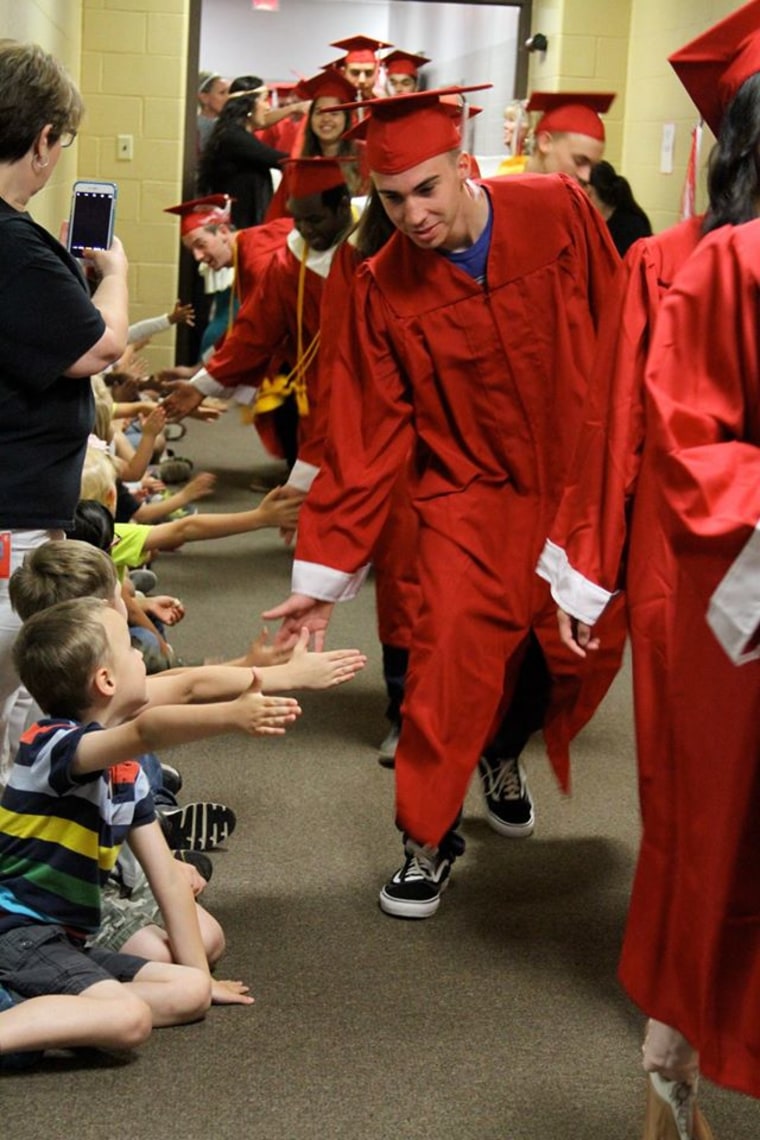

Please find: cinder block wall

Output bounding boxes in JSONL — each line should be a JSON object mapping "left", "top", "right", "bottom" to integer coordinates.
{"left": 79, "top": 0, "right": 190, "bottom": 370}
{"left": 529, "top": 0, "right": 741, "bottom": 232}
{"left": 528, "top": 0, "right": 632, "bottom": 169}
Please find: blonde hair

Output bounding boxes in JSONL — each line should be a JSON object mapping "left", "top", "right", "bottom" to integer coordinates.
{"left": 9, "top": 540, "right": 117, "bottom": 621}
{"left": 13, "top": 597, "right": 110, "bottom": 719}
{"left": 80, "top": 445, "right": 118, "bottom": 508}
{"left": 91, "top": 375, "right": 114, "bottom": 443}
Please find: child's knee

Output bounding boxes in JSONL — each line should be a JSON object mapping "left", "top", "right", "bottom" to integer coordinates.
{"left": 200, "top": 911, "right": 226, "bottom": 967}
{"left": 173, "top": 965, "right": 212, "bottom": 1022}
{"left": 115, "top": 993, "right": 153, "bottom": 1049}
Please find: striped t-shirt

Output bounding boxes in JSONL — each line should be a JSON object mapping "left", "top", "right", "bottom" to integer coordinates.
{"left": 0, "top": 720, "right": 155, "bottom": 938}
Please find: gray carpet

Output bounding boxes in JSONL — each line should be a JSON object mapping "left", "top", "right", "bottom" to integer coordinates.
{"left": 2, "top": 412, "right": 758, "bottom": 1139}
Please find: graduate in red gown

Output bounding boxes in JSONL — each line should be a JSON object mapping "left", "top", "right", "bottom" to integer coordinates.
{"left": 642, "top": 215, "right": 760, "bottom": 1125}
{"left": 163, "top": 159, "right": 353, "bottom": 466}
{"left": 382, "top": 50, "right": 430, "bottom": 96}
{"left": 537, "top": 3, "right": 760, "bottom": 1133}
{"left": 262, "top": 86, "right": 619, "bottom": 920}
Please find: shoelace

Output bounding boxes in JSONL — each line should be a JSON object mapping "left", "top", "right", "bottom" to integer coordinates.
{"left": 401, "top": 850, "right": 438, "bottom": 881}
{"left": 482, "top": 758, "right": 523, "bottom": 801}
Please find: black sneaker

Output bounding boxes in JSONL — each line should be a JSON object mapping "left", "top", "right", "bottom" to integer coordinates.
{"left": 159, "top": 802, "right": 237, "bottom": 851}
{"left": 173, "top": 849, "right": 213, "bottom": 883}
{"left": 478, "top": 755, "right": 535, "bottom": 837}
{"left": 159, "top": 763, "right": 183, "bottom": 796}
{"left": 379, "top": 841, "right": 455, "bottom": 919}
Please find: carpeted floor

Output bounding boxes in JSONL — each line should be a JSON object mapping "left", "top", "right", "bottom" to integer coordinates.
{"left": 2, "top": 412, "right": 758, "bottom": 1139}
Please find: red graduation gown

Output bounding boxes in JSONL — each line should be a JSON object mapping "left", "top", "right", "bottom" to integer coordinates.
{"left": 208, "top": 231, "right": 332, "bottom": 454}
{"left": 301, "top": 239, "right": 421, "bottom": 651}
{"left": 624, "top": 220, "right": 760, "bottom": 1099}
{"left": 294, "top": 174, "right": 619, "bottom": 844}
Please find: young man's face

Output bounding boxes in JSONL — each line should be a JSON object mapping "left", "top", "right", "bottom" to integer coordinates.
{"left": 535, "top": 131, "right": 604, "bottom": 187}
{"left": 386, "top": 73, "right": 417, "bottom": 96}
{"left": 373, "top": 150, "right": 470, "bottom": 252}
{"left": 288, "top": 192, "right": 350, "bottom": 252}
{"left": 100, "top": 607, "right": 147, "bottom": 720}
{"left": 344, "top": 62, "right": 377, "bottom": 99}
{"left": 182, "top": 223, "right": 234, "bottom": 270}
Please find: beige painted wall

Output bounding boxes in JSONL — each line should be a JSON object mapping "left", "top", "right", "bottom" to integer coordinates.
{"left": 0, "top": 0, "right": 83, "bottom": 238}
{"left": 79, "top": 0, "right": 190, "bottom": 370}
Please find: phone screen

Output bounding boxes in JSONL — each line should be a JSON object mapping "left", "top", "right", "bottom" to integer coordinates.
{"left": 69, "top": 189, "right": 115, "bottom": 255}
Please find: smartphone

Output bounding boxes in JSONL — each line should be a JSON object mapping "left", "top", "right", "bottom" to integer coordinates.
{"left": 67, "top": 180, "right": 117, "bottom": 257}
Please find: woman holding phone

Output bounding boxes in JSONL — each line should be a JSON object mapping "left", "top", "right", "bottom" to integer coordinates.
{"left": 0, "top": 40, "right": 130, "bottom": 782}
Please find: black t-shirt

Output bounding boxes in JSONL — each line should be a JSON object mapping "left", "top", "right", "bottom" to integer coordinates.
{"left": 0, "top": 199, "right": 106, "bottom": 529}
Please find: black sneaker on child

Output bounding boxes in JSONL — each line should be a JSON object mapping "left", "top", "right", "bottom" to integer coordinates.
{"left": 159, "top": 802, "right": 236, "bottom": 851}
{"left": 173, "top": 849, "right": 213, "bottom": 883}
{"left": 478, "top": 754, "right": 535, "bottom": 837}
{"left": 379, "top": 832, "right": 464, "bottom": 919}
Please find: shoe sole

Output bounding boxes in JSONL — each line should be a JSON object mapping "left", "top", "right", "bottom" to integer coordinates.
{"left": 378, "top": 878, "right": 448, "bottom": 919}
{"left": 485, "top": 809, "right": 535, "bottom": 839}
{"left": 162, "top": 803, "right": 236, "bottom": 851}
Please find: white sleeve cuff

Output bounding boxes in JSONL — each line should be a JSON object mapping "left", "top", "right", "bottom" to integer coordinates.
{"left": 292, "top": 559, "right": 371, "bottom": 602}
{"left": 707, "top": 521, "right": 760, "bottom": 664}
{"left": 536, "top": 539, "right": 615, "bottom": 626}
{"left": 287, "top": 461, "right": 319, "bottom": 493}
{"left": 191, "top": 368, "right": 228, "bottom": 399}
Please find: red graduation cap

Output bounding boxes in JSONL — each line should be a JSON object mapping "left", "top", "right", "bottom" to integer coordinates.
{"left": 280, "top": 156, "right": 349, "bottom": 198}
{"left": 668, "top": 0, "right": 760, "bottom": 136}
{"left": 527, "top": 91, "right": 615, "bottom": 141}
{"left": 383, "top": 49, "right": 430, "bottom": 77}
{"left": 294, "top": 69, "right": 357, "bottom": 104}
{"left": 164, "top": 194, "right": 232, "bottom": 236}
{"left": 339, "top": 85, "right": 492, "bottom": 173}
{"left": 270, "top": 81, "right": 298, "bottom": 104}
{"left": 330, "top": 35, "right": 392, "bottom": 64}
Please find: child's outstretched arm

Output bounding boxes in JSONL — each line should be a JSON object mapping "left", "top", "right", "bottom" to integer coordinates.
{"left": 255, "top": 627, "right": 367, "bottom": 691}
{"left": 72, "top": 679, "right": 301, "bottom": 776}
{"left": 142, "top": 485, "right": 304, "bottom": 552}
{"left": 129, "top": 821, "right": 253, "bottom": 1007}
{"left": 146, "top": 631, "right": 364, "bottom": 707}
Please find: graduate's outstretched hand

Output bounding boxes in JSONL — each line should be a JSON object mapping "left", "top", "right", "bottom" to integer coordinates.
{"left": 261, "top": 594, "right": 334, "bottom": 652}
{"left": 557, "top": 608, "right": 600, "bottom": 659}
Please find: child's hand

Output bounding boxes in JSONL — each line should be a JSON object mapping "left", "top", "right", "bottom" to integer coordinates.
{"left": 141, "top": 474, "right": 166, "bottom": 494}
{"left": 233, "top": 674, "right": 301, "bottom": 735}
{"left": 169, "top": 300, "right": 195, "bottom": 327}
{"left": 141, "top": 405, "right": 166, "bottom": 438}
{"left": 189, "top": 402, "right": 224, "bottom": 423}
{"left": 244, "top": 627, "right": 294, "bottom": 668}
{"left": 256, "top": 485, "right": 305, "bottom": 530}
{"left": 174, "top": 858, "right": 206, "bottom": 897}
{"left": 211, "top": 978, "right": 254, "bottom": 1006}
{"left": 283, "top": 627, "right": 367, "bottom": 689}
{"left": 183, "top": 471, "right": 216, "bottom": 502}
{"left": 146, "top": 595, "right": 185, "bottom": 625}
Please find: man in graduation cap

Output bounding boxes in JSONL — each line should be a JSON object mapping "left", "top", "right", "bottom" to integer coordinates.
{"left": 328, "top": 35, "right": 391, "bottom": 102}
{"left": 163, "top": 159, "right": 353, "bottom": 465}
{"left": 383, "top": 49, "right": 429, "bottom": 96}
{"left": 163, "top": 193, "right": 292, "bottom": 359}
{"left": 262, "top": 86, "right": 619, "bottom": 921}
{"left": 538, "top": 2, "right": 760, "bottom": 1132}
{"left": 524, "top": 91, "right": 615, "bottom": 187}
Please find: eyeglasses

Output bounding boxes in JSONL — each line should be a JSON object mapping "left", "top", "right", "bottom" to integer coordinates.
{"left": 59, "top": 130, "right": 77, "bottom": 148}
